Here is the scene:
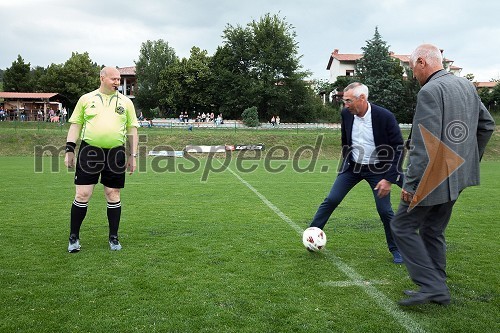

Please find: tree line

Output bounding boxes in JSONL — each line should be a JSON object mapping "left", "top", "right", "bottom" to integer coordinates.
{"left": 1, "top": 14, "right": 498, "bottom": 123}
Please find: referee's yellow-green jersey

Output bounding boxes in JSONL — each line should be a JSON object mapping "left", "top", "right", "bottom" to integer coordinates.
{"left": 69, "top": 90, "right": 139, "bottom": 148}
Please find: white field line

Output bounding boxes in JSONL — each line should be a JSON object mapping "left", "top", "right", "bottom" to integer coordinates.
{"left": 320, "top": 280, "right": 390, "bottom": 287}
{"left": 224, "top": 164, "right": 426, "bottom": 333}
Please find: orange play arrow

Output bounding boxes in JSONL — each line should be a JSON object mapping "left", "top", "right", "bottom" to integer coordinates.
{"left": 408, "top": 124, "right": 465, "bottom": 211}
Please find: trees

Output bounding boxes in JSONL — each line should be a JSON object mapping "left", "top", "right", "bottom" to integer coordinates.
{"left": 395, "top": 64, "right": 420, "bottom": 124}
{"left": 247, "top": 13, "right": 304, "bottom": 119}
{"left": 2, "top": 52, "right": 99, "bottom": 110}
{"left": 464, "top": 73, "right": 475, "bottom": 81}
{"left": 491, "top": 82, "right": 500, "bottom": 112}
{"left": 355, "top": 27, "right": 415, "bottom": 122}
{"left": 3, "top": 55, "right": 31, "bottom": 92}
{"left": 135, "top": 39, "right": 178, "bottom": 117}
{"left": 330, "top": 28, "right": 418, "bottom": 123}
{"left": 214, "top": 13, "right": 317, "bottom": 121}
{"left": 30, "top": 66, "right": 49, "bottom": 92}
{"left": 241, "top": 106, "right": 259, "bottom": 127}
{"left": 210, "top": 39, "right": 254, "bottom": 120}
{"left": 35, "top": 63, "right": 65, "bottom": 94}
{"left": 0, "top": 14, "right": 333, "bottom": 122}
{"left": 158, "top": 47, "right": 214, "bottom": 118}
{"left": 60, "top": 52, "right": 101, "bottom": 107}
{"left": 478, "top": 81, "right": 500, "bottom": 112}
{"left": 11, "top": 20, "right": 480, "bottom": 123}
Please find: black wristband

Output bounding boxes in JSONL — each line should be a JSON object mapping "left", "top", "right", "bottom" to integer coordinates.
{"left": 65, "top": 142, "right": 77, "bottom": 153}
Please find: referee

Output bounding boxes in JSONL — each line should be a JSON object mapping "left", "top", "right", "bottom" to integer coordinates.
{"left": 64, "top": 66, "right": 139, "bottom": 252}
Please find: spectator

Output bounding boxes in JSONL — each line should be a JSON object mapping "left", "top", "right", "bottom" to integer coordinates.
{"left": 48, "top": 109, "right": 55, "bottom": 122}
{"left": 60, "top": 107, "right": 67, "bottom": 125}
{"left": 215, "top": 113, "right": 223, "bottom": 125}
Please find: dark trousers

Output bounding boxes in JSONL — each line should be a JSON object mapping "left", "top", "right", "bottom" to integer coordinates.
{"left": 390, "top": 200, "right": 456, "bottom": 293}
{"left": 310, "top": 163, "right": 398, "bottom": 252}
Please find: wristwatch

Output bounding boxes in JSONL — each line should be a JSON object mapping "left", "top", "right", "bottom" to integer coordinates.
{"left": 130, "top": 153, "right": 138, "bottom": 157}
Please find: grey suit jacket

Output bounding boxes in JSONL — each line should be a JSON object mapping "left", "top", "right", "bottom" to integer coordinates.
{"left": 404, "top": 70, "right": 495, "bottom": 206}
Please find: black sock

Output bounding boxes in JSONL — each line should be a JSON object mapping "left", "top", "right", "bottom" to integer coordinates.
{"left": 70, "top": 200, "right": 88, "bottom": 239}
{"left": 107, "top": 201, "right": 121, "bottom": 238}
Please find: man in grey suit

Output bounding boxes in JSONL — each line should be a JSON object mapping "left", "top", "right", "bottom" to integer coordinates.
{"left": 391, "top": 44, "right": 495, "bottom": 306}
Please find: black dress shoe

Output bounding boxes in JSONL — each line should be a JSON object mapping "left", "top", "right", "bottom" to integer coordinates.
{"left": 403, "top": 289, "right": 418, "bottom": 296}
{"left": 398, "top": 292, "right": 450, "bottom": 306}
{"left": 391, "top": 250, "right": 404, "bottom": 264}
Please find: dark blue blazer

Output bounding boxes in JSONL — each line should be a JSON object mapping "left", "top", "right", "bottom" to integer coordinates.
{"left": 339, "top": 103, "right": 404, "bottom": 186}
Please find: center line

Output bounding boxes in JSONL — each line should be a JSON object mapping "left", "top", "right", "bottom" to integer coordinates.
{"left": 225, "top": 164, "right": 426, "bottom": 333}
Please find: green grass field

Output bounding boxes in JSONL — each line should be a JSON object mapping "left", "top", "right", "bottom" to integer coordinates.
{"left": 0, "top": 124, "right": 499, "bottom": 332}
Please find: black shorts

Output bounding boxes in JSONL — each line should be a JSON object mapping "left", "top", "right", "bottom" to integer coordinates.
{"left": 74, "top": 141, "right": 126, "bottom": 188}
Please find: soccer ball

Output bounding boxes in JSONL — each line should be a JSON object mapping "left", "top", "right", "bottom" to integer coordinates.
{"left": 302, "top": 227, "right": 327, "bottom": 252}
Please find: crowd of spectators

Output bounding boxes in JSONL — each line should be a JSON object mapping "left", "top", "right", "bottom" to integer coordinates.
{"left": 0, "top": 105, "right": 67, "bottom": 123}
{"left": 180, "top": 111, "right": 224, "bottom": 125}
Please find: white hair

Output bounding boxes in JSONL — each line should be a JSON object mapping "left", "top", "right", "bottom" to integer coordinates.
{"left": 410, "top": 44, "right": 443, "bottom": 68}
{"left": 344, "top": 82, "right": 369, "bottom": 99}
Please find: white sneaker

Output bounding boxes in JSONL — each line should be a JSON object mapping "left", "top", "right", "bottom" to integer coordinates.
{"left": 68, "top": 236, "right": 81, "bottom": 253}
{"left": 109, "top": 236, "right": 122, "bottom": 251}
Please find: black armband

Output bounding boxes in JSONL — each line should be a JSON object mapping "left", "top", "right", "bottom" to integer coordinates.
{"left": 65, "top": 142, "right": 77, "bottom": 153}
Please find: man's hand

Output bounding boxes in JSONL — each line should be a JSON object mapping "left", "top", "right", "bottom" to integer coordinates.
{"left": 65, "top": 152, "right": 75, "bottom": 168}
{"left": 127, "top": 156, "right": 137, "bottom": 175}
{"left": 401, "top": 189, "right": 414, "bottom": 203}
{"left": 374, "top": 179, "right": 391, "bottom": 198}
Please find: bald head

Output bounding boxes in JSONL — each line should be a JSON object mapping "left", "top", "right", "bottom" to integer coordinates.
{"left": 409, "top": 44, "right": 444, "bottom": 85}
{"left": 99, "top": 66, "right": 121, "bottom": 94}
{"left": 100, "top": 66, "right": 120, "bottom": 78}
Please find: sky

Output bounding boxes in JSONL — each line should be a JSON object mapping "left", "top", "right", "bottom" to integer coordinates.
{"left": 1, "top": 0, "right": 499, "bottom": 82}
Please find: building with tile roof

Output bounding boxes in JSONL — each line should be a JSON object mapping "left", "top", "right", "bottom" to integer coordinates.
{"left": 117, "top": 66, "right": 136, "bottom": 99}
{"left": 0, "top": 92, "right": 63, "bottom": 121}
{"left": 326, "top": 49, "right": 462, "bottom": 83}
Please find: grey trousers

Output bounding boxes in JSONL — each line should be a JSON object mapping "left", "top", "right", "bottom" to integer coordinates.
{"left": 390, "top": 200, "right": 456, "bottom": 294}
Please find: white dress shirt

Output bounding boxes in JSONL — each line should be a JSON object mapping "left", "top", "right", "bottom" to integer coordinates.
{"left": 351, "top": 104, "right": 378, "bottom": 164}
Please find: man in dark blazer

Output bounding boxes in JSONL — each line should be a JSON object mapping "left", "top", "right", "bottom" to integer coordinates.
{"left": 391, "top": 44, "right": 495, "bottom": 306}
{"left": 309, "top": 82, "right": 404, "bottom": 263}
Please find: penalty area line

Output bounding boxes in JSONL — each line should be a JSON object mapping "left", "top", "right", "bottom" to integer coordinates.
{"left": 224, "top": 164, "right": 427, "bottom": 333}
